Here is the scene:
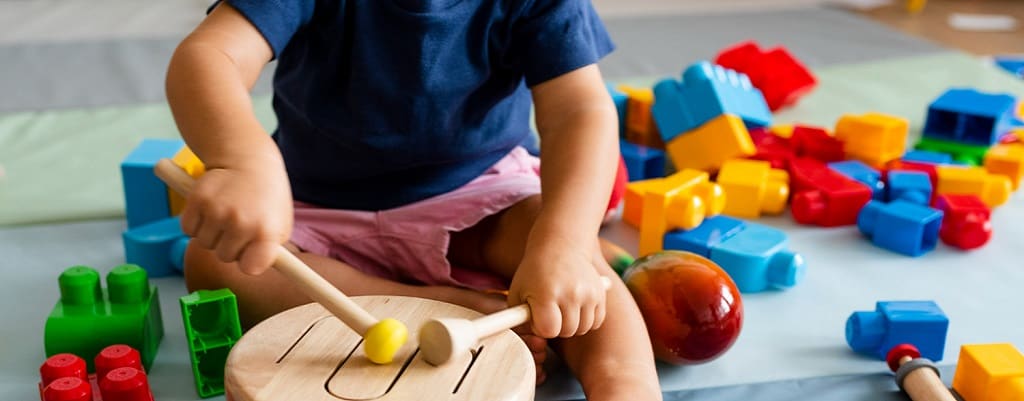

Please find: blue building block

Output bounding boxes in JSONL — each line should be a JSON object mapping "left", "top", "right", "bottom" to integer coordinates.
{"left": 663, "top": 215, "right": 746, "bottom": 258}
{"left": 665, "top": 216, "right": 805, "bottom": 293}
{"left": 923, "top": 88, "right": 1018, "bottom": 147}
{"left": 857, "top": 200, "right": 943, "bottom": 256}
{"left": 995, "top": 57, "right": 1024, "bottom": 78}
{"left": 620, "top": 140, "right": 666, "bottom": 181}
{"left": 887, "top": 171, "right": 933, "bottom": 205}
{"left": 608, "top": 84, "right": 629, "bottom": 138}
{"left": 902, "top": 150, "right": 953, "bottom": 165}
{"left": 651, "top": 61, "right": 772, "bottom": 142}
{"left": 122, "top": 138, "right": 185, "bottom": 228}
{"left": 846, "top": 300, "right": 949, "bottom": 362}
{"left": 123, "top": 216, "right": 190, "bottom": 277}
{"left": 829, "top": 160, "right": 885, "bottom": 201}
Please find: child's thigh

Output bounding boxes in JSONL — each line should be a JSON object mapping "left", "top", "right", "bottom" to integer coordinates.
{"left": 448, "top": 194, "right": 542, "bottom": 280}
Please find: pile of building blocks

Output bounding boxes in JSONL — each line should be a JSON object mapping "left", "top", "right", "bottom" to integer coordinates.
{"left": 953, "top": 343, "right": 1024, "bottom": 400}
{"left": 44, "top": 265, "right": 163, "bottom": 373}
{"left": 714, "top": 40, "right": 817, "bottom": 111}
{"left": 39, "top": 345, "right": 154, "bottom": 401}
{"left": 180, "top": 289, "right": 243, "bottom": 398}
{"left": 121, "top": 139, "right": 205, "bottom": 277}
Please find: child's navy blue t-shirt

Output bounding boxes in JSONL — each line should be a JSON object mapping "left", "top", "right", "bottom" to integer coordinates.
{"left": 220, "top": 0, "right": 614, "bottom": 210}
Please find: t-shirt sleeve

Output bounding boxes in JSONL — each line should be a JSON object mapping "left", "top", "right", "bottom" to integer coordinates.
{"left": 209, "top": 0, "right": 316, "bottom": 58}
{"left": 510, "top": 0, "right": 615, "bottom": 87}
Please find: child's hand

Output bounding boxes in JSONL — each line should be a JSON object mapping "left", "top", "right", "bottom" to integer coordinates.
{"left": 507, "top": 239, "right": 608, "bottom": 339}
{"left": 180, "top": 162, "right": 293, "bottom": 275}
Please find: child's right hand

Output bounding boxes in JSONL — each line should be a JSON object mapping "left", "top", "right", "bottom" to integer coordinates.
{"left": 180, "top": 161, "right": 293, "bottom": 275}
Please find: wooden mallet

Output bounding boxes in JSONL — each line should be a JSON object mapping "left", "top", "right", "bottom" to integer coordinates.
{"left": 419, "top": 276, "right": 613, "bottom": 366}
{"left": 154, "top": 159, "right": 407, "bottom": 364}
{"left": 886, "top": 344, "right": 957, "bottom": 401}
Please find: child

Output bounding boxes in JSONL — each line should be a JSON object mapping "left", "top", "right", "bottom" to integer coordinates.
{"left": 166, "top": 1, "right": 662, "bottom": 399}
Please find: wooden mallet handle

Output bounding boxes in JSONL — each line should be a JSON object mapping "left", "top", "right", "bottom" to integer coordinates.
{"left": 887, "top": 344, "right": 957, "bottom": 401}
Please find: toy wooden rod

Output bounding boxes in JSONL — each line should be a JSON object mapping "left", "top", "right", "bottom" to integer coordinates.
{"left": 888, "top": 344, "right": 957, "bottom": 401}
{"left": 154, "top": 159, "right": 407, "bottom": 364}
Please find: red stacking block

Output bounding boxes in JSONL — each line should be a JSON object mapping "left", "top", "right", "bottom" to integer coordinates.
{"left": 716, "top": 41, "right": 818, "bottom": 111}
{"left": 40, "top": 354, "right": 88, "bottom": 388}
{"left": 790, "top": 125, "right": 844, "bottom": 163}
{"left": 933, "top": 194, "right": 992, "bottom": 250}
{"left": 789, "top": 158, "right": 873, "bottom": 226}
{"left": 95, "top": 345, "right": 144, "bottom": 383}
{"left": 748, "top": 127, "right": 794, "bottom": 170}
{"left": 99, "top": 367, "right": 154, "bottom": 401}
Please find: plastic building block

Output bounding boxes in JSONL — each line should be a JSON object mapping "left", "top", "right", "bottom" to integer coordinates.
{"left": 94, "top": 345, "right": 144, "bottom": 385}
{"left": 857, "top": 200, "right": 943, "bottom": 256}
{"left": 902, "top": 149, "right": 954, "bottom": 165}
{"left": 620, "top": 140, "right": 666, "bottom": 182}
{"left": 886, "top": 160, "right": 939, "bottom": 188}
{"left": 99, "top": 367, "right": 154, "bottom": 401}
{"left": 935, "top": 165, "right": 1012, "bottom": 207}
{"left": 923, "top": 88, "right": 1018, "bottom": 147}
{"left": 834, "top": 113, "right": 909, "bottom": 168}
{"left": 664, "top": 113, "right": 756, "bottom": 173}
{"left": 607, "top": 84, "right": 629, "bottom": 137}
{"left": 716, "top": 159, "right": 789, "bottom": 218}
{"left": 619, "top": 85, "right": 664, "bottom": 149}
{"left": 916, "top": 137, "right": 988, "bottom": 166}
{"left": 934, "top": 194, "right": 992, "bottom": 250}
{"left": 44, "top": 265, "right": 164, "bottom": 372}
{"left": 638, "top": 169, "right": 725, "bottom": 256}
{"left": 845, "top": 301, "right": 949, "bottom": 362}
{"left": 623, "top": 179, "right": 662, "bottom": 228}
{"left": 828, "top": 160, "right": 885, "bottom": 201}
{"left": 40, "top": 345, "right": 149, "bottom": 401}
{"left": 748, "top": 127, "right": 794, "bottom": 170}
{"left": 886, "top": 170, "right": 933, "bottom": 205}
{"left": 181, "top": 289, "right": 242, "bottom": 398}
{"left": 995, "top": 57, "right": 1024, "bottom": 78}
{"left": 790, "top": 125, "right": 844, "bottom": 162}
{"left": 663, "top": 215, "right": 804, "bottom": 292}
{"left": 652, "top": 61, "right": 772, "bottom": 142}
{"left": 714, "top": 41, "right": 817, "bottom": 111}
{"left": 953, "top": 343, "right": 1024, "bottom": 401}
{"left": 168, "top": 146, "right": 205, "bottom": 216}
{"left": 789, "top": 158, "right": 873, "bottom": 227}
{"left": 983, "top": 143, "right": 1024, "bottom": 190}
{"left": 122, "top": 216, "right": 189, "bottom": 277}
{"left": 121, "top": 139, "right": 185, "bottom": 228}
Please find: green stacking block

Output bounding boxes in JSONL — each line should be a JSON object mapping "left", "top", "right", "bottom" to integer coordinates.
{"left": 915, "top": 137, "right": 990, "bottom": 166}
{"left": 181, "top": 289, "right": 242, "bottom": 398}
{"left": 44, "top": 265, "right": 164, "bottom": 372}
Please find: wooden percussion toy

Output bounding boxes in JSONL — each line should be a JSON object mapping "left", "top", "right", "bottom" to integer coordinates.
{"left": 155, "top": 159, "right": 407, "bottom": 364}
{"left": 225, "top": 296, "right": 535, "bottom": 401}
{"left": 887, "top": 344, "right": 957, "bottom": 401}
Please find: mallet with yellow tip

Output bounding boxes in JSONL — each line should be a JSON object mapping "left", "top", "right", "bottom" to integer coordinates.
{"left": 154, "top": 159, "right": 407, "bottom": 364}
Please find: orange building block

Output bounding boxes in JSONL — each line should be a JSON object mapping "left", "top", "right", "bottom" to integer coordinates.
{"left": 936, "top": 165, "right": 1012, "bottom": 208}
{"left": 168, "top": 146, "right": 206, "bottom": 215}
{"left": 834, "top": 113, "right": 909, "bottom": 168}
{"left": 953, "top": 343, "right": 1024, "bottom": 401}
{"left": 623, "top": 179, "right": 665, "bottom": 228}
{"left": 984, "top": 143, "right": 1024, "bottom": 190}
{"left": 717, "top": 159, "right": 789, "bottom": 218}
{"left": 619, "top": 85, "right": 664, "bottom": 150}
{"left": 638, "top": 170, "right": 725, "bottom": 257}
{"left": 665, "top": 114, "right": 755, "bottom": 173}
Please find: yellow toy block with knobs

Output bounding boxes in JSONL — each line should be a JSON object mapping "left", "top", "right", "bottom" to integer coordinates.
{"left": 717, "top": 159, "right": 789, "bottom": 219}
{"left": 834, "top": 113, "right": 909, "bottom": 168}
{"left": 637, "top": 169, "right": 725, "bottom": 257}
{"left": 952, "top": 343, "right": 1024, "bottom": 401}
{"left": 935, "top": 165, "right": 1012, "bottom": 208}
{"left": 983, "top": 143, "right": 1024, "bottom": 190}
{"left": 623, "top": 179, "right": 666, "bottom": 228}
{"left": 665, "top": 113, "right": 755, "bottom": 173}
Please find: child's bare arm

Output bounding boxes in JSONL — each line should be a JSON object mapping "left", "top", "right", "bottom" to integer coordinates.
{"left": 166, "top": 3, "right": 292, "bottom": 275}
{"left": 509, "top": 64, "right": 619, "bottom": 339}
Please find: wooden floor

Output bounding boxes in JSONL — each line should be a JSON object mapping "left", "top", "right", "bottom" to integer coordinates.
{"left": 853, "top": 0, "right": 1024, "bottom": 56}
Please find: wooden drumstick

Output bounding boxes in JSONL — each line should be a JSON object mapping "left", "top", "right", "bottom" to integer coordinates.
{"left": 154, "top": 159, "right": 407, "bottom": 364}
{"left": 887, "top": 344, "right": 957, "bottom": 401}
{"left": 419, "top": 276, "right": 613, "bottom": 366}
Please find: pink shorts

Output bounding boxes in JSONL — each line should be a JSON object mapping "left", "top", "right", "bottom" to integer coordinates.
{"left": 290, "top": 147, "right": 541, "bottom": 291}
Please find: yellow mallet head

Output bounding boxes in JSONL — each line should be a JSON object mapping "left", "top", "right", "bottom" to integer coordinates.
{"left": 363, "top": 318, "right": 409, "bottom": 364}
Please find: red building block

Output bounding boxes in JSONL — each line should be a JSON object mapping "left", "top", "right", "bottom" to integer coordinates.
{"left": 789, "top": 158, "right": 873, "bottom": 226}
{"left": 39, "top": 354, "right": 100, "bottom": 401}
{"left": 715, "top": 41, "right": 817, "bottom": 111}
{"left": 748, "top": 127, "right": 795, "bottom": 170}
{"left": 790, "top": 125, "right": 845, "bottom": 163}
{"left": 99, "top": 367, "right": 154, "bottom": 401}
{"left": 933, "top": 194, "right": 992, "bottom": 250}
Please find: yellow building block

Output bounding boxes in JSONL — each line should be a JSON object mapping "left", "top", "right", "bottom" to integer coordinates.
{"left": 984, "top": 143, "right": 1024, "bottom": 190}
{"left": 623, "top": 179, "right": 666, "bottom": 228}
{"left": 717, "top": 159, "right": 789, "bottom": 219}
{"left": 936, "top": 165, "right": 1012, "bottom": 208}
{"left": 168, "top": 146, "right": 206, "bottom": 215}
{"left": 618, "top": 85, "right": 663, "bottom": 149}
{"left": 906, "top": 0, "right": 926, "bottom": 13}
{"left": 953, "top": 343, "right": 1024, "bottom": 401}
{"left": 834, "top": 113, "right": 909, "bottom": 168}
{"left": 665, "top": 114, "right": 755, "bottom": 173}
{"left": 770, "top": 124, "right": 794, "bottom": 139}
{"left": 638, "top": 170, "right": 725, "bottom": 257}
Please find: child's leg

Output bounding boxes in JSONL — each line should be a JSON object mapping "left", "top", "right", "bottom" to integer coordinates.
{"left": 184, "top": 242, "right": 507, "bottom": 328}
{"left": 449, "top": 195, "right": 663, "bottom": 400}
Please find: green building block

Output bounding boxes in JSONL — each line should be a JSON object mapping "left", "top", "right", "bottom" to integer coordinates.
{"left": 44, "top": 265, "right": 164, "bottom": 372}
{"left": 915, "top": 137, "right": 990, "bottom": 166}
{"left": 180, "top": 289, "right": 242, "bottom": 398}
